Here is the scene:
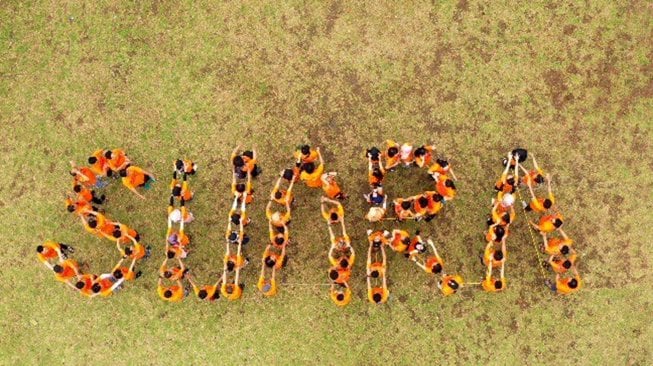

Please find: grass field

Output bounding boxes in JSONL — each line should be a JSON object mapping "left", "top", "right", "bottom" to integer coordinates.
{"left": 1, "top": 1, "right": 652, "bottom": 365}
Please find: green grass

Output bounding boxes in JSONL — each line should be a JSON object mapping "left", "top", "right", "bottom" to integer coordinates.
{"left": 1, "top": 1, "right": 652, "bottom": 364}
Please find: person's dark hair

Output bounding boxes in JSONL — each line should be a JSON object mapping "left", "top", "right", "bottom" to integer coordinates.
{"left": 105, "top": 150, "right": 113, "bottom": 159}
{"left": 401, "top": 201, "right": 411, "bottom": 210}
{"left": 113, "top": 229, "right": 122, "bottom": 238}
{"left": 445, "top": 179, "right": 455, "bottom": 189}
{"left": 506, "top": 177, "right": 515, "bottom": 186}
{"left": 92, "top": 283, "right": 102, "bottom": 293}
{"left": 370, "top": 270, "right": 379, "bottom": 278}
{"left": 227, "top": 261, "right": 235, "bottom": 272}
{"left": 53, "top": 265, "right": 63, "bottom": 273}
{"left": 562, "top": 260, "right": 572, "bottom": 269}
{"left": 372, "top": 169, "right": 383, "bottom": 179}
{"left": 560, "top": 245, "right": 570, "bottom": 255}
{"left": 502, "top": 213, "right": 511, "bottom": 224}
{"left": 172, "top": 186, "right": 181, "bottom": 196}
{"left": 568, "top": 279, "right": 578, "bottom": 288}
{"left": 198, "top": 290, "right": 208, "bottom": 299}
{"left": 282, "top": 169, "right": 294, "bottom": 181}
{"left": 387, "top": 147, "right": 399, "bottom": 157}
{"left": 535, "top": 175, "right": 545, "bottom": 184}
{"left": 75, "top": 281, "right": 85, "bottom": 290}
{"left": 336, "top": 293, "right": 345, "bottom": 301}
{"left": 543, "top": 199, "right": 552, "bottom": 209}
{"left": 88, "top": 156, "right": 97, "bottom": 164}
{"left": 236, "top": 183, "right": 246, "bottom": 193}
{"left": 231, "top": 214, "right": 241, "bottom": 225}
{"left": 124, "top": 247, "right": 133, "bottom": 256}
{"left": 67, "top": 205, "right": 76, "bottom": 213}
{"left": 119, "top": 169, "right": 128, "bottom": 177}
{"left": 436, "top": 159, "right": 448, "bottom": 167}
{"left": 340, "top": 259, "right": 349, "bottom": 268}
{"left": 175, "top": 160, "right": 184, "bottom": 171}
{"left": 73, "top": 184, "right": 82, "bottom": 193}
{"left": 402, "top": 237, "right": 411, "bottom": 245}
{"left": 274, "top": 191, "right": 283, "bottom": 200}
{"left": 414, "top": 147, "right": 426, "bottom": 157}
{"left": 300, "top": 145, "right": 310, "bottom": 155}
{"left": 493, "top": 250, "right": 504, "bottom": 261}
{"left": 36, "top": 245, "right": 44, "bottom": 253}
{"left": 167, "top": 251, "right": 175, "bottom": 259}
{"left": 232, "top": 155, "right": 244, "bottom": 168}
{"left": 494, "top": 226, "right": 505, "bottom": 239}
{"left": 303, "top": 162, "right": 315, "bottom": 174}
{"left": 330, "top": 212, "right": 339, "bottom": 222}
{"left": 432, "top": 193, "right": 443, "bottom": 202}
{"left": 163, "top": 271, "right": 172, "bottom": 279}
{"left": 242, "top": 151, "right": 254, "bottom": 159}
{"left": 134, "top": 233, "right": 140, "bottom": 242}
{"left": 113, "top": 269, "right": 123, "bottom": 279}
{"left": 433, "top": 263, "right": 443, "bottom": 274}
{"left": 553, "top": 218, "right": 563, "bottom": 228}
{"left": 87, "top": 218, "right": 98, "bottom": 229}
{"left": 265, "top": 257, "right": 276, "bottom": 268}
{"left": 448, "top": 279, "right": 459, "bottom": 290}
{"left": 418, "top": 197, "right": 429, "bottom": 207}
{"left": 164, "top": 290, "right": 173, "bottom": 298}
{"left": 228, "top": 232, "right": 238, "bottom": 242}
{"left": 373, "top": 293, "right": 382, "bottom": 303}
{"left": 494, "top": 280, "right": 503, "bottom": 289}
{"left": 276, "top": 226, "right": 285, "bottom": 234}
{"left": 273, "top": 236, "right": 284, "bottom": 245}
{"left": 329, "top": 270, "right": 339, "bottom": 281}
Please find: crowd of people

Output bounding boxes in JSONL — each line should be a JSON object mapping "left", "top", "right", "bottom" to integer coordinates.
{"left": 38, "top": 149, "right": 153, "bottom": 297}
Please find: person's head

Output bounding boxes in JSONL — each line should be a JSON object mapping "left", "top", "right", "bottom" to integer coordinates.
{"left": 493, "top": 250, "right": 504, "bottom": 261}
{"left": 448, "top": 279, "right": 460, "bottom": 290}
{"left": 373, "top": 293, "right": 382, "bottom": 303}
{"left": 274, "top": 191, "right": 283, "bottom": 200}
{"left": 568, "top": 279, "right": 578, "bottom": 289}
{"left": 494, "top": 226, "right": 505, "bottom": 238}
{"left": 370, "top": 270, "right": 379, "bottom": 278}
{"left": 104, "top": 150, "right": 113, "bottom": 159}
{"left": 36, "top": 245, "right": 45, "bottom": 253}
{"left": 418, "top": 196, "right": 429, "bottom": 207}
{"left": 303, "top": 162, "right": 315, "bottom": 174}
{"left": 274, "top": 236, "right": 285, "bottom": 246}
{"left": 329, "top": 269, "right": 339, "bottom": 281}
{"left": 445, "top": 179, "right": 455, "bottom": 189}
{"left": 265, "top": 257, "right": 276, "bottom": 268}
{"left": 118, "top": 169, "right": 128, "bottom": 177}
{"left": 232, "top": 155, "right": 244, "bottom": 168}
{"left": 506, "top": 177, "right": 515, "bottom": 187}
{"left": 436, "top": 159, "right": 449, "bottom": 168}
{"left": 282, "top": 169, "right": 294, "bottom": 181}
{"left": 67, "top": 204, "right": 76, "bottom": 213}
{"left": 373, "top": 240, "right": 381, "bottom": 249}
{"left": 543, "top": 199, "right": 553, "bottom": 209}
{"left": 163, "top": 271, "right": 172, "bottom": 279}
{"left": 167, "top": 251, "right": 175, "bottom": 259}
{"left": 432, "top": 263, "right": 443, "bottom": 274}
{"left": 535, "top": 174, "right": 545, "bottom": 184}
{"left": 276, "top": 225, "right": 285, "bottom": 234}
{"left": 387, "top": 147, "right": 399, "bottom": 157}
{"left": 560, "top": 245, "right": 570, "bottom": 256}
{"left": 242, "top": 150, "right": 254, "bottom": 159}
{"left": 502, "top": 212, "right": 511, "bottom": 224}
{"left": 228, "top": 232, "right": 238, "bottom": 242}
{"left": 402, "top": 237, "right": 411, "bottom": 245}
{"left": 73, "top": 184, "right": 82, "bottom": 193}
{"left": 372, "top": 169, "right": 383, "bottom": 179}
{"left": 124, "top": 247, "right": 133, "bottom": 256}
{"left": 175, "top": 160, "right": 184, "bottom": 172}
{"left": 414, "top": 147, "right": 426, "bottom": 157}
{"left": 198, "top": 290, "right": 208, "bottom": 299}
{"left": 113, "top": 229, "right": 122, "bottom": 239}
{"left": 235, "top": 183, "right": 246, "bottom": 193}
{"left": 336, "top": 293, "right": 345, "bottom": 301}
{"left": 75, "top": 281, "right": 85, "bottom": 290}
{"left": 53, "top": 265, "right": 63, "bottom": 273}
{"left": 401, "top": 201, "right": 412, "bottom": 210}
{"left": 562, "top": 260, "right": 572, "bottom": 269}
{"left": 494, "top": 280, "right": 503, "bottom": 289}
{"left": 87, "top": 218, "right": 98, "bottom": 229}
{"left": 553, "top": 218, "right": 563, "bottom": 228}
{"left": 432, "top": 193, "right": 443, "bottom": 202}
{"left": 300, "top": 145, "right": 310, "bottom": 156}
{"left": 226, "top": 261, "right": 235, "bottom": 272}
{"left": 339, "top": 258, "right": 349, "bottom": 268}
{"left": 330, "top": 212, "right": 339, "bottom": 222}
{"left": 231, "top": 213, "right": 241, "bottom": 225}
{"left": 169, "top": 185, "right": 181, "bottom": 197}
{"left": 164, "top": 290, "right": 173, "bottom": 298}
{"left": 92, "top": 284, "right": 102, "bottom": 293}
{"left": 88, "top": 156, "right": 97, "bottom": 165}
{"left": 113, "top": 269, "right": 123, "bottom": 279}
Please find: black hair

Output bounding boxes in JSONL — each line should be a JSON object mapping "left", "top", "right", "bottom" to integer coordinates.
{"left": 436, "top": 159, "right": 448, "bottom": 167}
{"left": 401, "top": 201, "right": 411, "bottom": 210}
{"left": 53, "top": 264, "right": 63, "bottom": 273}
{"left": 562, "top": 260, "right": 572, "bottom": 269}
{"left": 75, "top": 281, "right": 85, "bottom": 290}
{"left": 445, "top": 179, "right": 455, "bottom": 189}
{"left": 36, "top": 245, "right": 44, "bottom": 253}
{"left": 274, "top": 236, "right": 284, "bottom": 245}
{"left": 67, "top": 205, "right": 75, "bottom": 213}
{"left": 105, "top": 150, "right": 113, "bottom": 159}
{"left": 448, "top": 279, "right": 459, "bottom": 290}
{"left": 198, "top": 290, "right": 208, "bottom": 299}
{"left": 265, "top": 257, "right": 276, "bottom": 268}
{"left": 175, "top": 160, "right": 184, "bottom": 171}
{"left": 134, "top": 233, "right": 140, "bottom": 242}
{"left": 119, "top": 169, "right": 128, "bottom": 177}
{"left": 373, "top": 293, "right": 382, "bottom": 303}
{"left": 336, "top": 293, "right": 345, "bottom": 301}
{"left": 502, "top": 213, "right": 511, "bottom": 224}
{"left": 330, "top": 212, "right": 339, "bottom": 222}
{"left": 433, "top": 263, "right": 443, "bottom": 274}
{"left": 418, "top": 197, "right": 429, "bottom": 207}
{"left": 493, "top": 250, "right": 504, "bottom": 261}
{"left": 568, "top": 279, "right": 578, "bottom": 288}
{"left": 236, "top": 183, "right": 246, "bottom": 193}
{"left": 282, "top": 169, "right": 294, "bottom": 181}
{"left": 553, "top": 218, "right": 563, "bottom": 228}
{"left": 387, "top": 147, "right": 399, "bottom": 157}
{"left": 303, "top": 162, "right": 315, "bottom": 174}
{"left": 300, "top": 145, "right": 310, "bottom": 155}
{"left": 73, "top": 184, "right": 82, "bottom": 193}
{"left": 172, "top": 186, "right": 181, "bottom": 197}
{"left": 329, "top": 270, "right": 339, "bottom": 281}
{"left": 113, "top": 269, "right": 123, "bottom": 279}
{"left": 543, "top": 199, "right": 552, "bottom": 209}
{"left": 560, "top": 245, "right": 570, "bottom": 255}
{"left": 232, "top": 156, "right": 244, "bottom": 168}
{"left": 167, "top": 251, "right": 175, "bottom": 259}
{"left": 92, "top": 283, "right": 102, "bottom": 293}
{"left": 164, "top": 290, "right": 173, "bottom": 298}
{"left": 494, "top": 226, "right": 505, "bottom": 239}
{"left": 274, "top": 191, "right": 283, "bottom": 200}
{"left": 276, "top": 226, "right": 285, "bottom": 234}
{"left": 506, "top": 177, "right": 515, "bottom": 186}
{"left": 494, "top": 280, "right": 503, "bottom": 289}
{"left": 228, "top": 232, "right": 238, "bottom": 241}
{"left": 370, "top": 270, "right": 379, "bottom": 278}
{"left": 88, "top": 156, "right": 97, "bottom": 164}
{"left": 340, "top": 259, "right": 349, "bottom": 268}
{"left": 372, "top": 169, "right": 383, "bottom": 179}
{"left": 414, "top": 147, "right": 426, "bottom": 157}
{"left": 242, "top": 151, "right": 254, "bottom": 159}
{"left": 231, "top": 214, "right": 241, "bottom": 225}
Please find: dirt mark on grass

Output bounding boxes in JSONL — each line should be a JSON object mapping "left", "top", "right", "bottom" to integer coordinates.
{"left": 325, "top": 0, "right": 343, "bottom": 35}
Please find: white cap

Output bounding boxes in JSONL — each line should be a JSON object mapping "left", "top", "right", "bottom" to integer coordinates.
{"left": 501, "top": 193, "right": 515, "bottom": 207}
{"left": 169, "top": 209, "right": 182, "bottom": 223}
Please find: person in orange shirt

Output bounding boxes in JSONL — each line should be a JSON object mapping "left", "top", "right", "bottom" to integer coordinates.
{"left": 92, "top": 273, "right": 126, "bottom": 297}
{"left": 542, "top": 230, "right": 574, "bottom": 256}
{"left": 328, "top": 265, "right": 351, "bottom": 285}
{"left": 389, "top": 229, "right": 410, "bottom": 253}
{"left": 518, "top": 153, "right": 545, "bottom": 186}
{"left": 412, "top": 239, "right": 444, "bottom": 274}
{"left": 188, "top": 275, "right": 220, "bottom": 301}
{"left": 436, "top": 175, "right": 456, "bottom": 201}
{"left": 482, "top": 240, "right": 506, "bottom": 269}
{"left": 530, "top": 213, "right": 564, "bottom": 234}
{"left": 37, "top": 241, "right": 73, "bottom": 267}
{"left": 241, "top": 150, "right": 261, "bottom": 178}
{"left": 74, "top": 273, "right": 98, "bottom": 297}
{"left": 482, "top": 258, "right": 505, "bottom": 293}
{"left": 105, "top": 149, "right": 130, "bottom": 172}
{"left": 299, "top": 148, "right": 325, "bottom": 188}
{"left": 494, "top": 153, "right": 518, "bottom": 194}
{"left": 220, "top": 273, "right": 244, "bottom": 301}
{"left": 524, "top": 174, "right": 555, "bottom": 213}
{"left": 119, "top": 165, "right": 155, "bottom": 199}
{"left": 548, "top": 252, "right": 578, "bottom": 274}
{"left": 294, "top": 144, "right": 319, "bottom": 164}
{"left": 65, "top": 196, "right": 95, "bottom": 218}
{"left": 406, "top": 231, "right": 427, "bottom": 259}
{"left": 321, "top": 196, "right": 345, "bottom": 225}
{"left": 266, "top": 199, "right": 291, "bottom": 229}
{"left": 257, "top": 266, "right": 278, "bottom": 297}
{"left": 400, "top": 143, "right": 414, "bottom": 166}
{"left": 367, "top": 239, "right": 388, "bottom": 304}
{"left": 428, "top": 158, "right": 457, "bottom": 181}
{"left": 367, "top": 229, "right": 389, "bottom": 250}
{"left": 111, "top": 257, "right": 140, "bottom": 281}
{"left": 489, "top": 200, "right": 515, "bottom": 227}
{"left": 414, "top": 145, "right": 434, "bottom": 168}
{"left": 270, "top": 170, "right": 295, "bottom": 206}
{"left": 263, "top": 243, "right": 288, "bottom": 270}
{"left": 549, "top": 267, "right": 581, "bottom": 295}
{"left": 368, "top": 161, "right": 385, "bottom": 187}
{"left": 413, "top": 194, "right": 430, "bottom": 221}
{"left": 424, "top": 192, "right": 444, "bottom": 222}
{"left": 394, "top": 198, "right": 415, "bottom": 221}
{"left": 175, "top": 159, "right": 197, "bottom": 175}
{"left": 69, "top": 161, "right": 98, "bottom": 188}
{"left": 119, "top": 236, "right": 150, "bottom": 261}
{"left": 53, "top": 259, "right": 79, "bottom": 282}
{"left": 87, "top": 149, "right": 110, "bottom": 176}
{"left": 73, "top": 184, "right": 105, "bottom": 206}
{"left": 157, "top": 278, "right": 185, "bottom": 302}
{"left": 321, "top": 172, "right": 346, "bottom": 200}
{"left": 486, "top": 224, "right": 508, "bottom": 243}
{"left": 330, "top": 282, "right": 352, "bottom": 307}
{"left": 438, "top": 274, "right": 464, "bottom": 296}
{"left": 159, "top": 258, "right": 187, "bottom": 281}
{"left": 384, "top": 140, "right": 401, "bottom": 171}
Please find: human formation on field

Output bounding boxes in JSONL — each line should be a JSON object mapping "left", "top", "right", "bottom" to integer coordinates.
{"left": 39, "top": 144, "right": 582, "bottom": 303}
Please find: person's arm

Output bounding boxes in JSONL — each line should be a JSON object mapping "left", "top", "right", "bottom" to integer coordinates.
{"left": 286, "top": 175, "right": 296, "bottom": 194}
{"left": 486, "top": 257, "right": 493, "bottom": 279}
{"left": 381, "top": 244, "right": 387, "bottom": 267}
{"left": 270, "top": 177, "right": 283, "bottom": 200}
{"left": 320, "top": 202, "right": 328, "bottom": 222}
{"left": 317, "top": 147, "right": 323, "bottom": 164}
{"left": 126, "top": 184, "right": 146, "bottom": 199}
{"left": 500, "top": 259, "right": 505, "bottom": 279}
{"left": 546, "top": 174, "right": 554, "bottom": 201}
{"left": 559, "top": 229, "right": 569, "bottom": 240}
{"left": 339, "top": 220, "right": 348, "bottom": 238}
{"left": 382, "top": 273, "right": 388, "bottom": 291}
{"left": 187, "top": 275, "right": 198, "bottom": 291}
{"left": 366, "top": 244, "right": 372, "bottom": 270}
{"left": 65, "top": 280, "right": 78, "bottom": 291}
{"left": 449, "top": 165, "right": 458, "bottom": 181}
{"left": 527, "top": 178, "right": 537, "bottom": 201}
{"left": 501, "top": 152, "right": 512, "bottom": 183}
{"left": 112, "top": 258, "right": 125, "bottom": 272}
{"left": 427, "top": 239, "right": 440, "bottom": 258}
{"left": 230, "top": 145, "right": 241, "bottom": 160}
{"left": 108, "top": 277, "right": 126, "bottom": 293}
{"left": 501, "top": 236, "right": 507, "bottom": 256}
{"left": 327, "top": 225, "right": 336, "bottom": 243}
{"left": 529, "top": 220, "right": 540, "bottom": 230}
{"left": 532, "top": 153, "right": 540, "bottom": 171}
{"left": 265, "top": 201, "right": 272, "bottom": 220}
